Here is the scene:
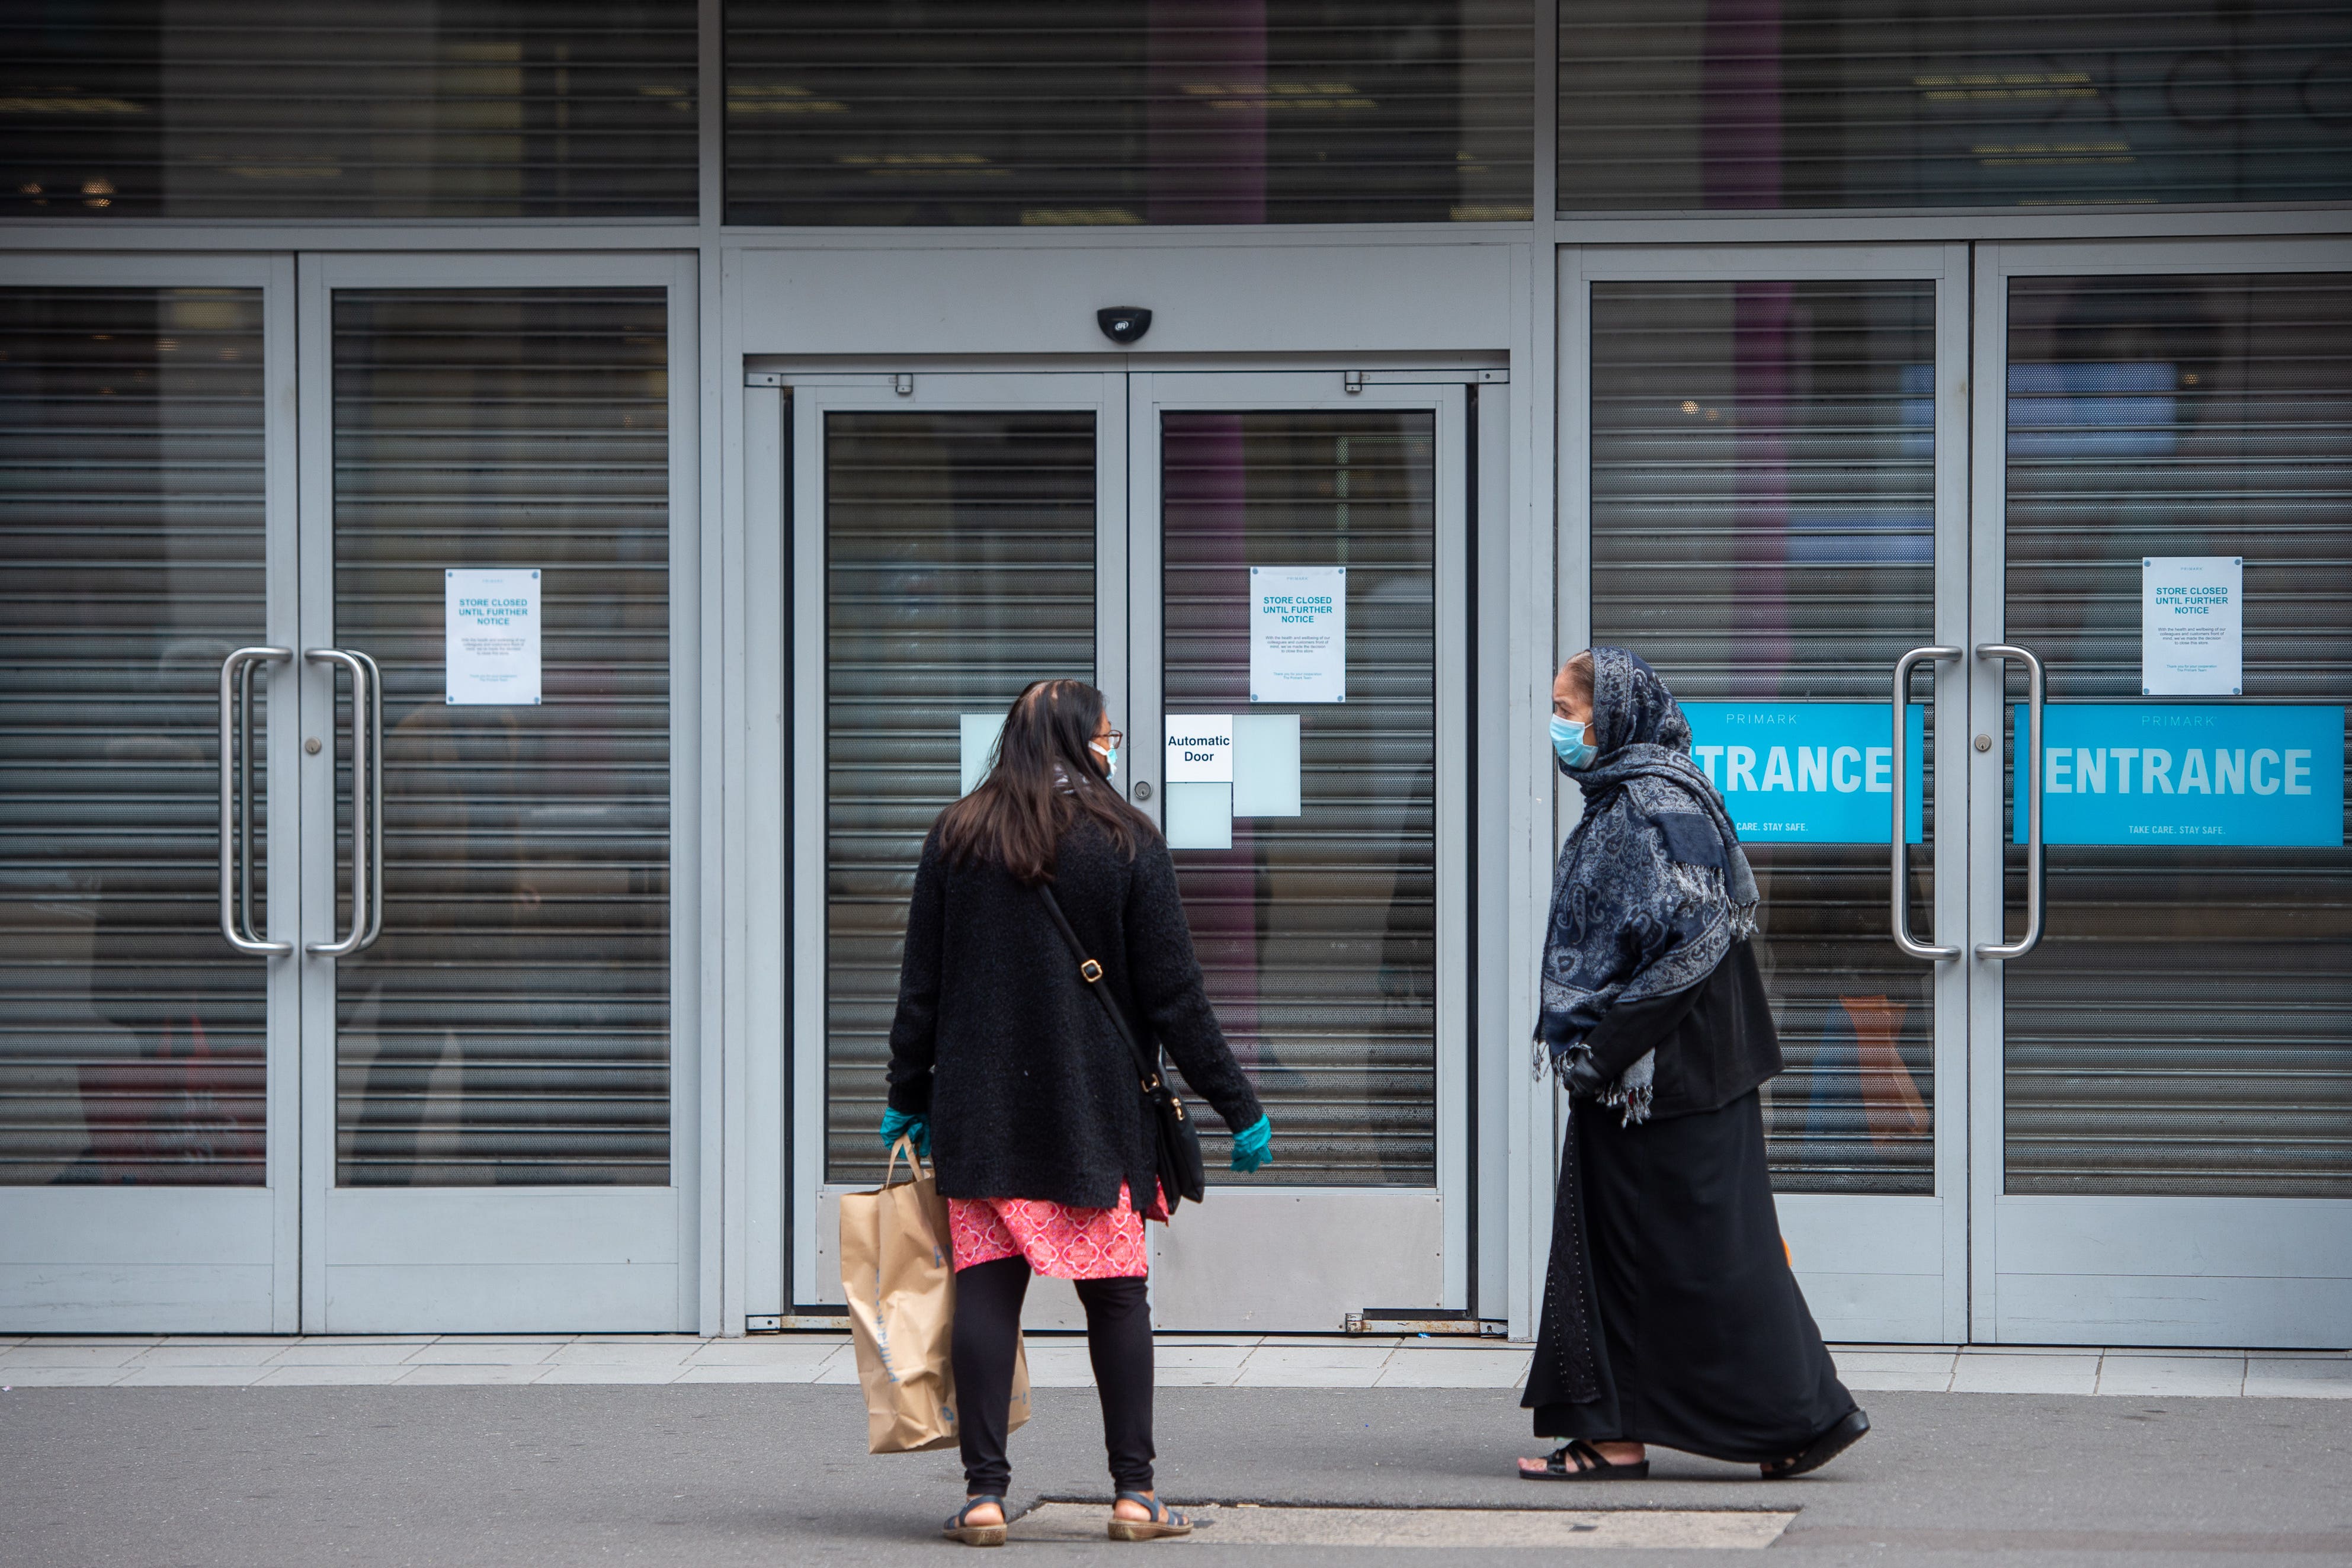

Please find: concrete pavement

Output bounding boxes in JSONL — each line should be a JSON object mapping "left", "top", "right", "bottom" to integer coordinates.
{"left": 6, "top": 1332, "right": 2349, "bottom": 1396}
{"left": 6, "top": 1378, "right": 2351, "bottom": 1566}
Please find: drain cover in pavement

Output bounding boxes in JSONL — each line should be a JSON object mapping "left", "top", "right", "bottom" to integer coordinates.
{"left": 1014, "top": 1503, "right": 1795, "bottom": 1548}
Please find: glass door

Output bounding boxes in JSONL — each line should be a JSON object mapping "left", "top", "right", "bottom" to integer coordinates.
{"left": 1566, "top": 245, "right": 1973, "bottom": 1343}
{"left": 1969, "top": 241, "right": 2352, "bottom": 1346}
{"left": 781, "top": 368, "right": 1481, "bottom": 1332}
{"left": 297, "top": 256, "right": 697, "bottom": 1332}
{"left": 1127, "top": 371, "right": 1472, "bottom": 1329}
{"left": 0, "top": 259, "right": 301, "bottom": 1332}
{"left": 787, "top": 371, "right": 1126, "bottom": 1329}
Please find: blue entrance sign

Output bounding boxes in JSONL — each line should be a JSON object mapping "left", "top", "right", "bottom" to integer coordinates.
{"left": 1681, "top": 703, "right": 1927, "bottom": 844}
{"left": 2014, "top": 704, "right": 2344, "bottom": 846}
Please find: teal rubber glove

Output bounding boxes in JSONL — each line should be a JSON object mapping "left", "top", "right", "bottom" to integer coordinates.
{"left": 1229, "top": 1114, "right": 1273, "bottom": 1173}
{"left": 878, "top": 1107, "right": 930, "bottom": 1159}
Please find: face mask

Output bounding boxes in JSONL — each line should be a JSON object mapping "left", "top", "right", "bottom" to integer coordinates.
{"left": 1551, "top": 714, "right": 1597, "bottom": 771}
{"left": 1090, "top": 739, "right": 1119, "bottom": 781}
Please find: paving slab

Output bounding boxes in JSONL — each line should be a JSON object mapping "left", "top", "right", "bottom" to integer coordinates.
{"left": 2096, "top": 1356, "right": 2246, "bottom": 1397}
{"left": 1949, "top": 1352, "right": 2101, "bottom": 1395}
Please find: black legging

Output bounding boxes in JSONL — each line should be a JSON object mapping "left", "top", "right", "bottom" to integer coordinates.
{"left": 951, "top": 1256, "right": 1154, "bottom": 1497}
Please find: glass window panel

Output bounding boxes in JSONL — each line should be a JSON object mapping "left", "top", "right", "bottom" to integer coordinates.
{"left": 1559, "top": 2, "right": 2352, "bottom": 212}
{"left": 823, "top": 412, "right": 1098, "bottom": 1186}
{"left": 2004, "top": 272, "right": 2352, "bottom": 1198}
{"left": 1590, "top": 279, "right": 1938, "bottom": 1195}
{"left": 1, "top": 3, "right": 698, "bottom": 219}
{"left": 0, "top": 287, "right": 268, "bottom": 1186}
{"left": 333, "top": 290, "right": 671, "bottom": 1187}
{"left": 726, "top": 2, "right": 1533, "bottom": 225}
{"left": 1162, "top": 411, "right": 1436, "bottom": 1185}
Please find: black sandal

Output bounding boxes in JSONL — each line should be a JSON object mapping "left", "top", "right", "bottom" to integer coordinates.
{"left": 1761, "top": 1408, "right": 1870, "bottom": 1480}
{"left": 943, "top": 1495, "right": 1008, "bottom": 1547}
{"left": 1518, "top": 1438, "right": 1651, "bottom": 1480}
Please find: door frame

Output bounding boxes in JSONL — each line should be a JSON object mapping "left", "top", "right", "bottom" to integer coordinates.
{"left": 293, "top": 251, "right": 704, "bottom": 1332}
{"left": 1968, "top": 236, "right": 2352, "bottom": 1347}
{"left": 0, "top": 252, "right": 303, "bottom": 1333}
{"left": 1558, "top": 243, "right": 1976, "bottom": 1344}
{"left": 767, "top": 365, "right": 1494, "bottom": 1330}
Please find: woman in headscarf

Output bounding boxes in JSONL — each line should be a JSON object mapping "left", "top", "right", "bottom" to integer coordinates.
{"left": 1517, "top": 647, "right": 1868, "bottom": 1482}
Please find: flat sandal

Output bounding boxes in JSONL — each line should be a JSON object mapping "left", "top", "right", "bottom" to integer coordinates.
{"left": 1107, "top": 1491, "right": 1193, "bottom": 1541}
{"left": 1518, "top": 1438, "right": 1651, "bottom": 1480}
{"left": 943, "top": 1495, "right": 1008, "bottom": 1547}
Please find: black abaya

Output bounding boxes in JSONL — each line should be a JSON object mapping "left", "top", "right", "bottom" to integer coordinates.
{"left": 1523, "top": 1088, "right": 1854, "bottom": 1463}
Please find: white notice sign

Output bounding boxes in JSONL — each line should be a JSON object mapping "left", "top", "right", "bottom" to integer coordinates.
{"left": 1165, "top": 715, "right": 1234, "bottom": 782}
{"left": 2142, "top": 556, "right": 2242, "bottom": 697}
{"left": 1250, "top": 566, "right": 1346, "bottom": 704}
{"left": 446, "top": 568, "right": 543, "bottom": 706}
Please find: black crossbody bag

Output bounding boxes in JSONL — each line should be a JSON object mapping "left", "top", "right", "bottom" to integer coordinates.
{"left": 1036, "top": 884, "right": 1209, "bottom": 1213}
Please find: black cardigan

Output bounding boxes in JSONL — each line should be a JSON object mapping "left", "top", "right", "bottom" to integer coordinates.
{"left": 1581, "top": 938, "right": 1784, "bottom": 1120}
{"left": 884, "top": 816, "right": 1264, "bottom": 1208}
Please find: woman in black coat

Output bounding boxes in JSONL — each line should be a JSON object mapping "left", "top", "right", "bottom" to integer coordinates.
{"left": 883, "top": 678, "right": 1272, "bottom": 1545}
{"left": 1519, "top": 648, "right": 1867, "bottom": 1482}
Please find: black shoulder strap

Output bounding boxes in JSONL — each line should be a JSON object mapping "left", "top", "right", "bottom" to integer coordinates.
{"left": 1036, "top": 882, "right": 1164, "bottom": 1094}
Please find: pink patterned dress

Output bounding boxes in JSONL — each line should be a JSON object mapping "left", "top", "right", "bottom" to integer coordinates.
{"left": 948, "top": 1182, "right": 1169, "bottom": 1280}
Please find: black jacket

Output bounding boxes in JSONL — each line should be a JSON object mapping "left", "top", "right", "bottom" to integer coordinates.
{"left": 1581, "top": 938, "right": 1783, "bottom": 1120}
{"left": 885, "top": 816, "right": 1264, "bottom": 1208}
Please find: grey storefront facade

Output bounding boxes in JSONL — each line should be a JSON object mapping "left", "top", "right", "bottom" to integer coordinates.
{"left": 2, "top": 2, "right": 2347, "bottom": 1349}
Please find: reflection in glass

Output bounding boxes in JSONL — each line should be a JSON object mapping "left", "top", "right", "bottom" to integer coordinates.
{"left": 824, "top": 413, "right": 1097, "bottom": 1186}
{"left": 0, "top": 288, "right": 268, "bottom": 1185}
{"left": 1, "top": 2, "right": 698, "bottom": 219}
{"left": 1559, "top": 2, "right": 2352, "bottom": 212}
{"left": 1162, "top": 412, "right": 1436, "bottom": 1185}
{"left": 726, "top": 2, "right": 1533, "bottom": 225}
{"left": 332, "top": 291, "right": 671, "bottom": 1187}
{"left": 1591, "top": 280, "right": 1937, "bottom": 1195}
{"left": 2004, "top": 274, "right": 2352, "bottom": 1198}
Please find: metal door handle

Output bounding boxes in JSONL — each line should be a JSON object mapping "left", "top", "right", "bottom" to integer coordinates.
{"left": 1890, "top": 647, "right": 1963, "bottom": 959}
{"left": 1976, "top": 642, "right": 2046, "bottom": 960}
{"left": 304, "top": 649, "right": 374, "bottom": 957}
{"left": 218, "top": 647, "right": 292, "bottom": 955}
{"left": 348, "top": 649, "right": 384, "bottom": 950}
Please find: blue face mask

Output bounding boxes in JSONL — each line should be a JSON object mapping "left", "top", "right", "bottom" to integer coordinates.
{"left": 1551, "top": 714, "right": 1597, "bottom": 771}
{"left": 1090, "top": 739, "right": 1119, "bottom": 781}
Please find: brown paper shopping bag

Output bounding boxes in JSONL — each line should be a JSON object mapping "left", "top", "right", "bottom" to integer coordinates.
{"left": 839, "top": 1137, "right": 1029, "bottom": 1455}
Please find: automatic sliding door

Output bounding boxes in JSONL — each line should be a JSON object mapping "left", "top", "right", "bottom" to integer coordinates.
{"left": 789, "top": 373, "right": 1124, "bottom": 1311}
{"left": 1131, "top": 372, "right": 1469, "bottom": 1331}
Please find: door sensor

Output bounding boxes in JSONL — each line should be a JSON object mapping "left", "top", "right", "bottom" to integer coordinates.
{"left": 1097, "top": 307, "right": 1152, "bottom": 345}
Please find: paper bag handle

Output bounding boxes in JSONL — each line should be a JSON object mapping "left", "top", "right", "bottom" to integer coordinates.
{"left": 882, "top": 1134, "right": 929, "bottom": 1188}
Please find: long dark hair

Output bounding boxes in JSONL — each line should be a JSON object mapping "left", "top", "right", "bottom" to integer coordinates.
{"left": 935, "top": 678, "right": 1156, "bottom": 884}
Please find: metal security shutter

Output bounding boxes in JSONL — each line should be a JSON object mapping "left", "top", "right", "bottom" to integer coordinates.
{"left": 0, "top": 287, "right": 268, "bottom": 1186}
{"left": 1558, "top": 1, "right": 2352, "bottom": 212}
{"left": 0, "top": 3, "right": 698, "bottom": 219}
{"left": 331, "top": 290, "right": 671, "bottom": 1187}
{"left": 1161, "top": 412, "right": 1437, "bottom": 1185}
{"left": 726, "top": 1, "right": 1532, "bottom": 225}
{"left": 2004, "top": 272, "right": 2352, "bottom": 1198}
{"left": 1589, "top": 279, "right": 1938, "bottom": 1195}
{"left": 823, "top": 412, "right": 1097, "bottom": 1185}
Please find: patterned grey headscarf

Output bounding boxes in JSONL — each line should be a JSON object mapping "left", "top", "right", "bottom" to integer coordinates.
{"left": 1536, "top": 648, "right": 1757, "bottom": 1123}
